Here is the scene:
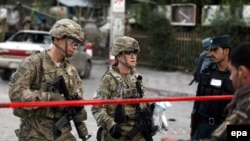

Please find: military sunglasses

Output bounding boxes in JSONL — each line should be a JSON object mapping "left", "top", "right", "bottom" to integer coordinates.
{"left": 67, "top": 38, "right": 80, "bottom": 47}
{"left": 122, "top": 51, "right": 138, "bottom": 56}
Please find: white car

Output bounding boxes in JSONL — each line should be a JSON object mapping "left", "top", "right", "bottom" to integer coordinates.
{"left": 0, "top": 30, "right": 92, "bottom": 80}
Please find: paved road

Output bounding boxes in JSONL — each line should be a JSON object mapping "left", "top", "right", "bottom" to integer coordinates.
{"left": 0, "top": 63, "right": 197, "bottom": 141}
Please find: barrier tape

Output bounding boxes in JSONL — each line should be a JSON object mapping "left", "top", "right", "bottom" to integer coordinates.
{"left": 0, "top": 95, "right": 233, "bottom": 109}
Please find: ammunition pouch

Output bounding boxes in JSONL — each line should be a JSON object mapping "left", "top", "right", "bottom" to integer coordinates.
{"left": 114, "top": 104, "right": 127, "bottom": 124}
{"left": 13, "top": 109, "right": 30, "bottom": 118}
{"left": 73, "top": 108, "right": 87, "bottom": 122}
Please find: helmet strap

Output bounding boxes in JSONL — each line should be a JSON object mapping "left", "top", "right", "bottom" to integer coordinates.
{"left": 53, "top": 38, "right": 69, "bottom": 57}
{"left": 119, "top": 54, "right": 133, "bottom": 69}
{"left": 64, "top": 38, "right": 69, "bottom": 57}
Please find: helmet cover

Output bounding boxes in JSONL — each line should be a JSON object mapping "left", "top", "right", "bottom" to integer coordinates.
{"left": 110, "top": 36, "right": 140, "bottom": 56}
{"left": 49, "top": 18, "right": 84, "bottom": 42}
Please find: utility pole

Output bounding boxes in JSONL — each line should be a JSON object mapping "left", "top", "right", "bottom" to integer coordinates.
{"left": 109, "top": 0, "right": 125, "bottom": 65}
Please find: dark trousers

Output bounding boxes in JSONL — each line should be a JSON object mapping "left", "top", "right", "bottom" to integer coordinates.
{"left": 191, "top": 116, "right": 221, "bottom": 140}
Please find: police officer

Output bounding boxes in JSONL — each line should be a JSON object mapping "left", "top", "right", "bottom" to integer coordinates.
{"left": 161, "top": 42, "right": 250, "bottom": 141}
{"left": 191, "top": 35, "right": 235, "bottom": 140}
{"left": 9, "top": 19, "right": 88, "bottom": 141}
{"left": 91, "top": 36, "right": 155, "bottom": 141}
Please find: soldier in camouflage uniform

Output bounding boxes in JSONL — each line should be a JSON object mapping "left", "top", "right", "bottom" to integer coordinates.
{"left": 161, "top": 43, "right": 250, "bottom": 141}
{"left": 91, "top": 36, "right": 152, "bottom": 141}
{"left": 9, "top": 19, "right": 88, "bottom": 141}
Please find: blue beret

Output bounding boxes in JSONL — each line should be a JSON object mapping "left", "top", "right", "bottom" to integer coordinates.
{"left": 209, "top": 35, "right": 230, "bottom": 49}
{"left": 202, "top": 37, "right": 211, "bottom": 49}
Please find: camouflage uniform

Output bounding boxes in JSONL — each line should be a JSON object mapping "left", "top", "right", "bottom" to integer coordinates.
{"left": 8, "top": 19, "right": 88, "bottom": 141}
{"left": 91, "top": 36, "right": 149, "bottom": 141}
{"left": 207, "top": 84, "right": 250, "bottom": 140}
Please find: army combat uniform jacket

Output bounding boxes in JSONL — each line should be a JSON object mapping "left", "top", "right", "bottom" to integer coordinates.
{"left": 9, "top": 51, "right": 87, "bottom": 141}
{"left": 91, "top": 66, "right": 148, "bottom": 141}
{"left": 208, "top": 83, "right": 250, "bottom": 141}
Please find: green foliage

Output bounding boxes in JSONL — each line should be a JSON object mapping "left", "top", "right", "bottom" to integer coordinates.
{"left": 134, "top": 2, "right": 154, "bottom": 29}
{"left": 148, "top": 14, "right": 176, "bottom": 70}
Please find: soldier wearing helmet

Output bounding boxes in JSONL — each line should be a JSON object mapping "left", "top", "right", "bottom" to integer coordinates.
{"left": 110, "top": 36, "right": 140, "bottom": 68}
{"left": 49, "top": 18, "right": 84, "bottom": 58}
{"left": 92, "top": 36, "right": 156, "bottom": 141}
{"left": 9, "top": 19, "right": 89, "bottom": 141}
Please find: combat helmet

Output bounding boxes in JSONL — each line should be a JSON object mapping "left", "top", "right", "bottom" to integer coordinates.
{"left": 49, "top": 19, "right": 84, "bottom": 42}
{"left": 110, "top": 36, "right": 140, "bottom": 56}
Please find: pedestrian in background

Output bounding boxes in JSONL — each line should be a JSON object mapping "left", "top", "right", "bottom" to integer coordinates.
{"left": 191, "top": 35, "right": 235, "bottom": 140}
{"left": 189, "top": 37, "right": 212, "bottom": 85}
{"left": 161, "top": 42, "right": 250, "bottom": 141}
{"left": 91, "top": 36, "right": 157, "bottom": 141}
{"left": 199, "top": 37, "right": 212, "bottom": 76}
{"left": 9, "top": 19, "right": 88, "bottom": 141}
{"left": 22, "top": 16, "right": 33, "bottom": 30}
{"left": 39, "top": 18, "right": 50, "bottom": 31}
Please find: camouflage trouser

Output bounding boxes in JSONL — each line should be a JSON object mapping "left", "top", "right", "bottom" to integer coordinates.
{"left": 16, "top": 120, "right": 76, "bottom": 141}
{"left": 55, "top": 132, "right": 76, "bottom": 141}
{"left": 16, "top": 129, "right": 76, "bottom": 141}
{"left": 100, "top": 125, "right": 147, "bottom": 141}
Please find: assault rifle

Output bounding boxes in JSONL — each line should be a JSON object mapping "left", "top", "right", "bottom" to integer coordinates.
{"left": 114, "top": 75, "right": 157, "bottom": 141}
{"left": 114, "top": 98, "right": 156, "bottom": 141}
{"left": 49, "top": 75, "right": 90, "bottom": 141}
{"left": 126, "top": 104, "right": 157, "bottom": 141}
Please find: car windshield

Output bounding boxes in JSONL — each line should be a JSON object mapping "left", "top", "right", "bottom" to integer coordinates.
{"left": 8, "top": 32, "right": 51, "bottom": 45}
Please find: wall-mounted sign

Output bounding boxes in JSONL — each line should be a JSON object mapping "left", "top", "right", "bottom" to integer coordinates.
{"left": 201, "top": 5, "right": 230, "bottom": 26}
{"left": 242, "top": 5, "right": 250, "bottom": 26}
{"left": 171, "top": 3, "right": 196, "bottom": 26}
{"left": 112, "top": 0, "right": 125, "bottom": 13}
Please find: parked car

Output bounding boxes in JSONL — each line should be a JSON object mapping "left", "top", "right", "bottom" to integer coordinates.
{"left": 0, "top": 30, "right": 92, "bottom": 80}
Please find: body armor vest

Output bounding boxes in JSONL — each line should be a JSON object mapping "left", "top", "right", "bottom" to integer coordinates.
{"left": 106, "top": 68, "right": 145, "bottom": 118}
{"left": 198, "top": 63, "right": 234, "bottom": 117}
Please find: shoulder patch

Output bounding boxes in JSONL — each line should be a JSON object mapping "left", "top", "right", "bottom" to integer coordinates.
{"left": 10, "top": 73, "right": 19, "bottom": 83}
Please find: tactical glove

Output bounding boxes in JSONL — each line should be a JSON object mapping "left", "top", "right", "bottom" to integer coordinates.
{"left": 109, "top": 124, "right": 124, "bottom": 139}
{"left": 50, "top": 92, "right": 65, "bottom": 101}
{"left": 71, "top": 93, "right": 83, "bottom": 114}
{"left": 40, "top": 92, "right": 63, "bottom": 101}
